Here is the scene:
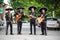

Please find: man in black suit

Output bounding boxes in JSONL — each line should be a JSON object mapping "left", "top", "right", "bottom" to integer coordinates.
{"left": 28, "top": 6, "right": 36, "bottom": 35}
{"left": 39, "top": 8, "right": 47, "bottom": 35}
{"left": 5, "top": 8, "right": 13, "bottom": 35}
{"left": 14, "top": 6, "right": 24, "bottom": 34}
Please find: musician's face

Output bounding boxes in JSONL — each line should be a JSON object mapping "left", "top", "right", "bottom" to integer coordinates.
{"left": 31, "top": 8, "right": 35, "bottom": 12}
{"left": 19, "top": 9, "right": 22, "bottom": 12}
{"left": 8, "top": 10, "right": 10, "bottom": 13}
{"left": 41, "top": 9, "right": 45, "bottom": 13}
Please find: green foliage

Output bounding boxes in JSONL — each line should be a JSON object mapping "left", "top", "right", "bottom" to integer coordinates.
{"left": 35, "top": 0, "right": 60, "bottom": 18}
{"left": 9, "top": 0, "right": 60, "bottom": 18}
{"left": 0, "top": 0, "right": 4, "bottom": 5}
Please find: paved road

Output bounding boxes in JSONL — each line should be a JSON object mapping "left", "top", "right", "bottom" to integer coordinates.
{"left": 0, "top": 23, "right": 60, "bottom": 40}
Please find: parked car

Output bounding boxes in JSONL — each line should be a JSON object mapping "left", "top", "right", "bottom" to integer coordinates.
{"left": 58, "top": 19, "right": 60, "bottom": 23}
{"left": 46, "top": 17, "right": 59, "bottom": 28}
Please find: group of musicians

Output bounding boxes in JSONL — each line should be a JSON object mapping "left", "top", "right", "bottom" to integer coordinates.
{"left": 5, "top": 6, "right": 47, "bottom": 36}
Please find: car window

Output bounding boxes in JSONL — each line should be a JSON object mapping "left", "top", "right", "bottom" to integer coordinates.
{"left": 47, "top": 18, "right": 57, "bottom": 21}
{"left": 53, "top": 18, "right": 57, "bottom": 20}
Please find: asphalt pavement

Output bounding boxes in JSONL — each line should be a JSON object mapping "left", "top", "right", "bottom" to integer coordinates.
{"left": 0, "top": 23, "right": 60, "bottom": 40}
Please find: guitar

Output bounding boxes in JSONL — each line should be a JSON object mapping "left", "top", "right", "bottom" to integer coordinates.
{"left": 37, "top": 15, "right": 44, "bottom": 24}
{"left": 15, "top": 13, "right": 22, "bottom": 22}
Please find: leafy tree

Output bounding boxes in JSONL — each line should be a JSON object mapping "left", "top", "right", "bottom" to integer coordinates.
{"left": 0, "top": 0, "right": 4, "bottom": 5}
{"left": 9, "top": 0, "right": 60, "bottom": 18}
{"left": 35, "top": 0, "right": 60, "bottom": 18}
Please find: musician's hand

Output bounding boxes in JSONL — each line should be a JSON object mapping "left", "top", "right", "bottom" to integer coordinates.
{"left": 29, "top": 14, "right": 32, "bottom": 16}
{"left": 16, "top": 15, "right": 18, "bottom": 17}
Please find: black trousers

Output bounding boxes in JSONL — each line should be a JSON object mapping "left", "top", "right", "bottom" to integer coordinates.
{"left": 30, "top": 21, "right": 36, "bottom": 34}
{"left": 17, "top": 21, "right": 22, "bottom": 34}
{"left": 41, "top": 22, "right": 47, "bottom": 35}
{"left": 6, "top": 22, "right": 13, "bottom": 35}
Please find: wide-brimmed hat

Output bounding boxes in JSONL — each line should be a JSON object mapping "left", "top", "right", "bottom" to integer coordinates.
{"left": 17, "top": 6, "right": 24, "bottom": 10}
{"left": 6, "top": 8, "right": 13, "bottom": 11}
{"left": 28, "top": 6, "right": 36, "bottom": 10}
{"left": 39, "top": 8, "right": 47, "bottom": 12}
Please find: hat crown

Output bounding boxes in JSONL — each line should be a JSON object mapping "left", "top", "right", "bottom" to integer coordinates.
{"left": 39, "top": 7, "right": 47, "bottom": 12}
{"left": 29, "top": 6, "right": 36, "bottom": 10}
{"left": 17, "top": 6, "right": 24, "bottom": 10}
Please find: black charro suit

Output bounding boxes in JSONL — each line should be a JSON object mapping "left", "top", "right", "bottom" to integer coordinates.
{"left": 5, "top": 12, "right": 13, "bottom": 35}
{"left": 39, "top": 13, "right": 47, "bottom": 35}
{"left": 14, "top": 11, "right": 24, "bottom": 34}
{"left": 29, "top": 12, "right": 36, "bottom": 35}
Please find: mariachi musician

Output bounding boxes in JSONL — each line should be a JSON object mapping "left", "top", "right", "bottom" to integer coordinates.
{"left": 38, "top": 8, "right": 47, "bottom": 35}
{"left": 5, "top": 8, "right": 13, "bottom": 35}
{"left": 14, "top": 6, "right": 24, "bottom": 34}
{"left": 28, "top": 6, "right": 36, "bottom": 35}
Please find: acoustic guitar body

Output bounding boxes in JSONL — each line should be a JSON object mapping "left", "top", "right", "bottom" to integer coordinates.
{"left": 15, "top": 14, "right": 22, "bottom": 22}
{"left": 37, "top": 17, "right": 44, "bottom": 24}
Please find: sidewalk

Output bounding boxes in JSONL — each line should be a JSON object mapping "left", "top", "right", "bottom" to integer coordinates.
{"left": 0, "top": 23, "right": 60, "bottom": 40}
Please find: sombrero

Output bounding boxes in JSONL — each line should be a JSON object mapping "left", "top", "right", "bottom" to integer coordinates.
{"left": 6, "top": 8, "right": 13, "bottom": 11}
{"left": 17, "top": 6, "right": 24, "bottom": 10}
{"left": 39, "top": 7, "right": 47, "bottom": 12}
{"left": 28, "top": 6, "right": 36, "bottom": 10}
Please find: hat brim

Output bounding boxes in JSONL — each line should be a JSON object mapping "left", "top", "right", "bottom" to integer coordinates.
{"left": 17, "top": 6, "right": 24, "bottom": 10}
{"left": 39, "top": 8, "right": 47, "bottom": 12}
{"left": 17, "top": 8, "right": 24, "bottom": 10}
{"left": 6, "top": 8, "right": 13, "bottom": 11}
{"left": 29, "top": 6, "right": 36, "bottom": 10}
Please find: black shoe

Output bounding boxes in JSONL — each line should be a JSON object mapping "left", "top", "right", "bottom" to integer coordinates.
{"left": 34, "top": 33, "right": 36, "bottom": 35}
{"left": 29, "top": 33, "right": 32, "bottom": 35}
{"left": 45, "top": 34, "right": 47, "bottom": 36}
{"left": 17, "top": 33, "right": 22, "bottom": 35}
{"left": 20, "top": 33, "right": 22, "bottom": 35}
{"left": 40, "top": 34, "right": 44, "bottom": 35}
{"left": 10, "top": 33, "right": 14, "bottom": 35}
{"left": 6, "top": 33, "right": 8, "bottom": 35}
{"left": 6, "top": 34, "right": 8, "bottom": 35}
{"left": 34, "top": 34, "right": 36, "bottom": 35}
